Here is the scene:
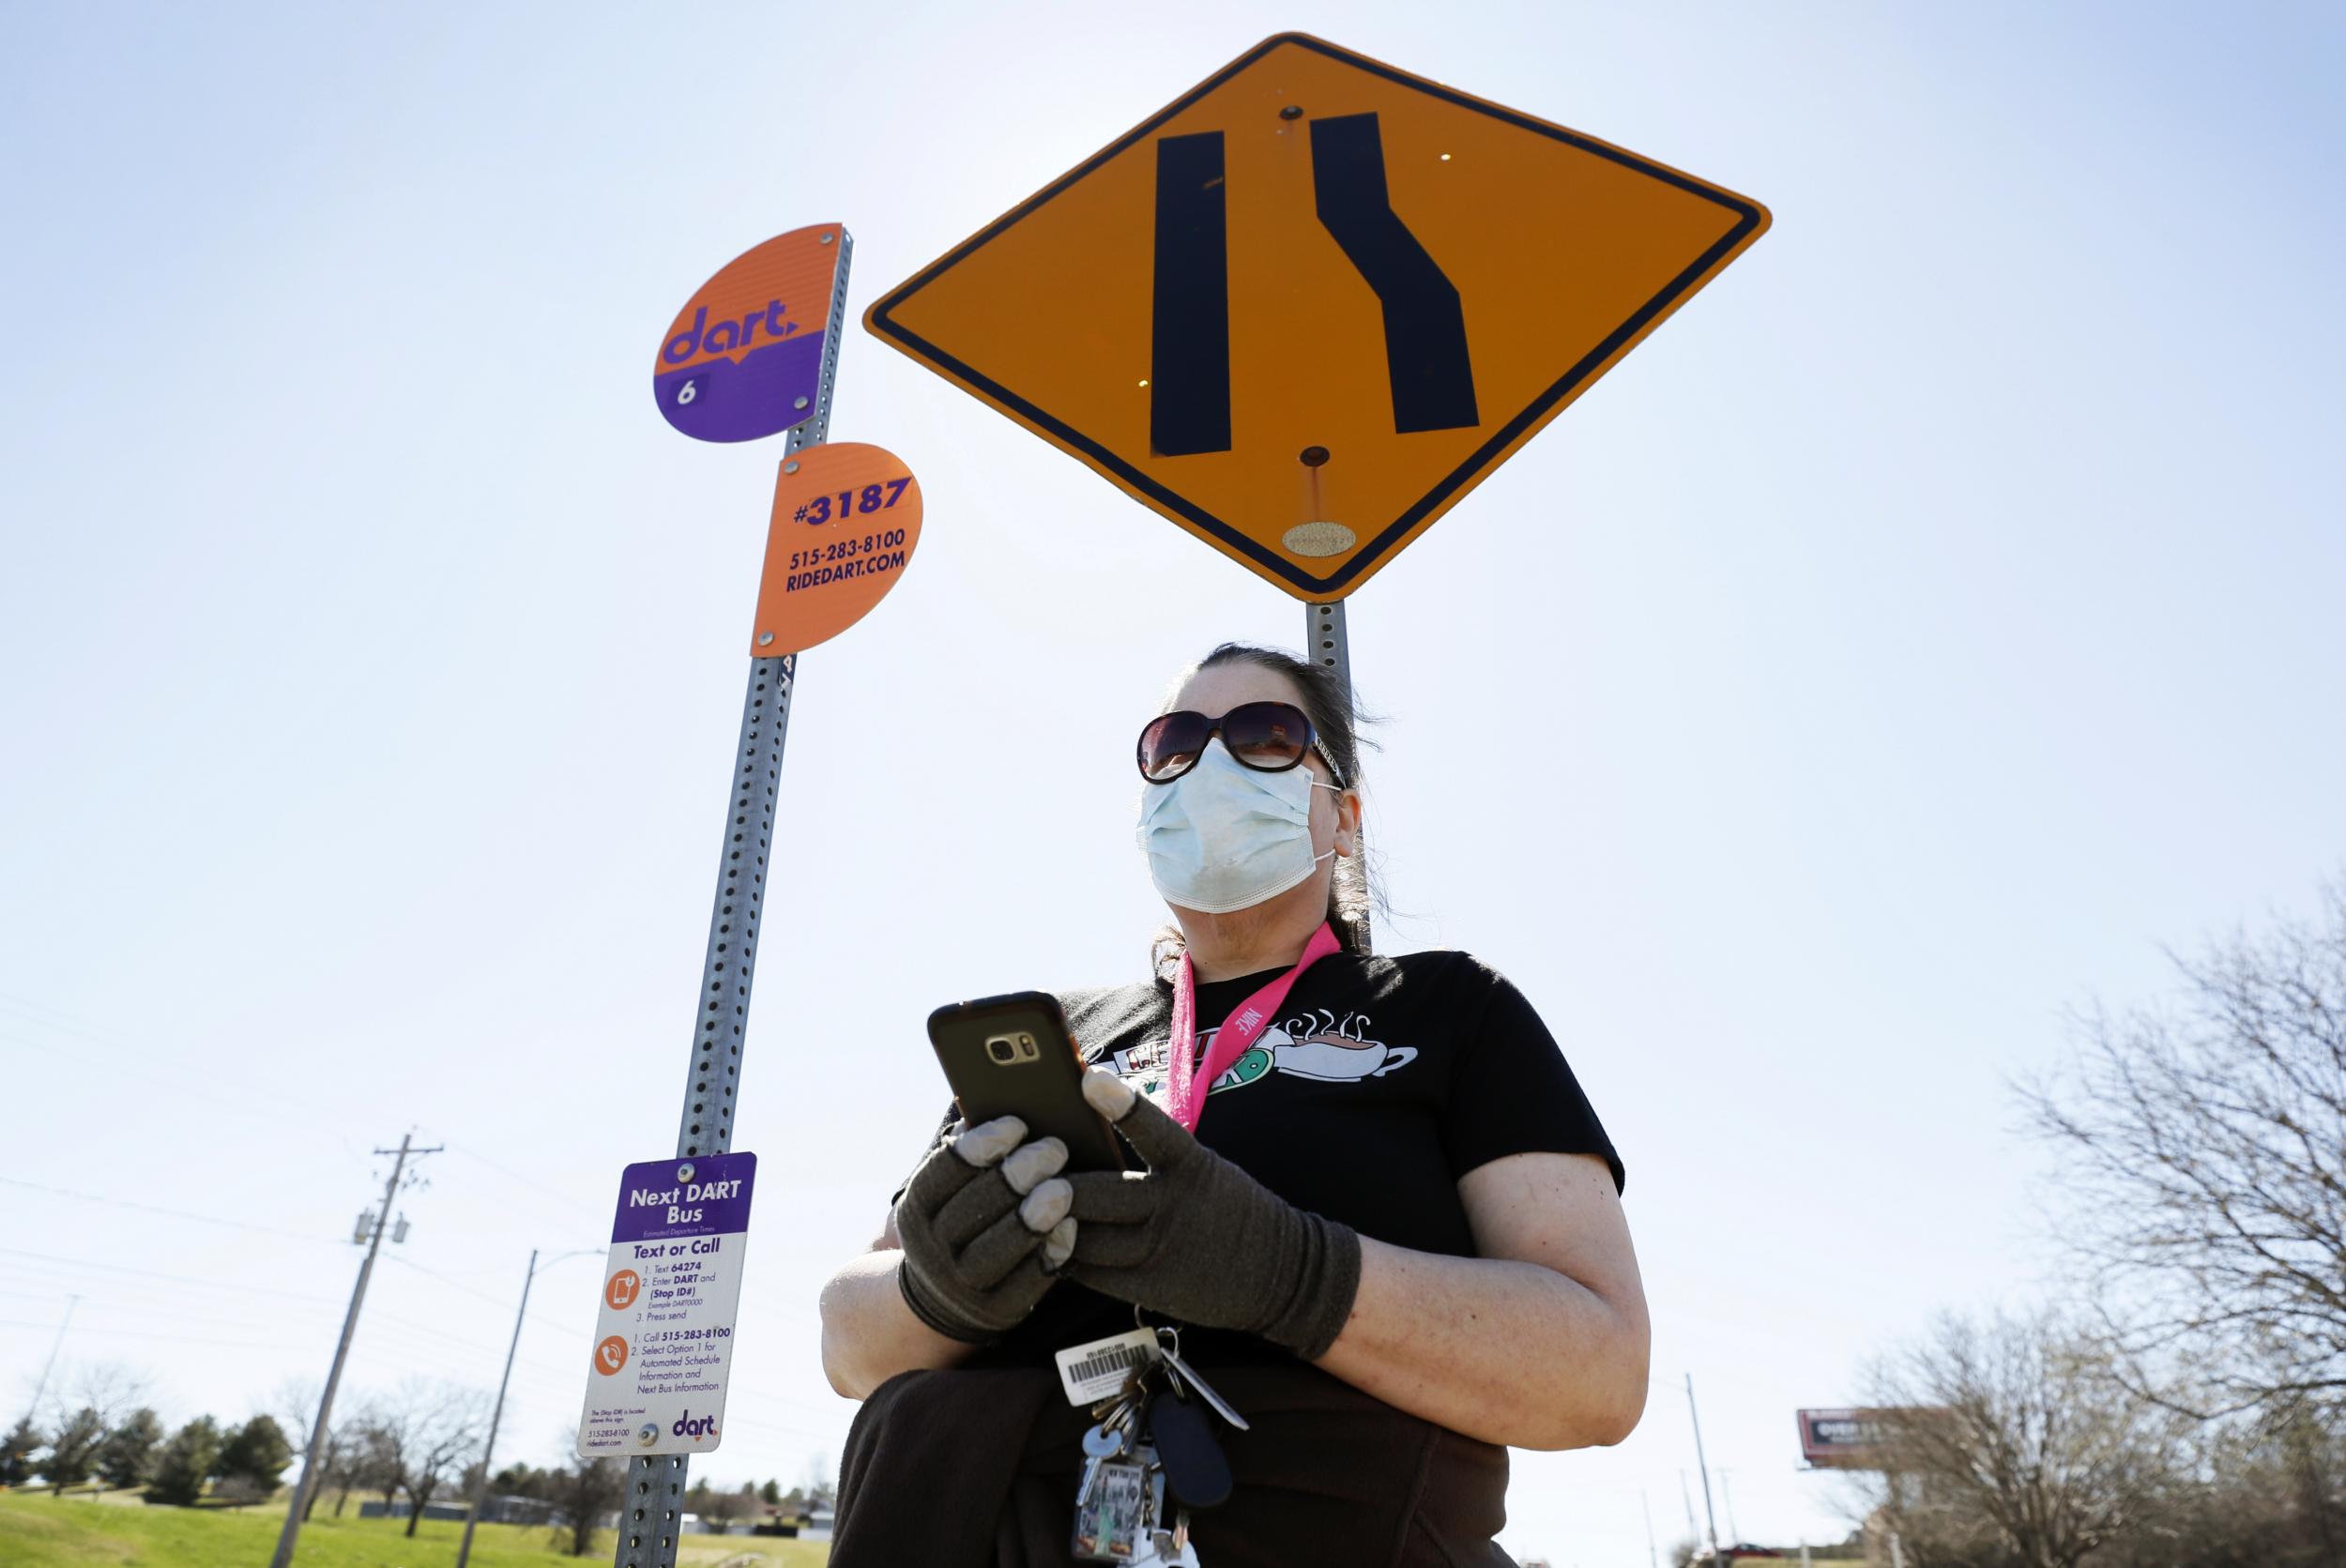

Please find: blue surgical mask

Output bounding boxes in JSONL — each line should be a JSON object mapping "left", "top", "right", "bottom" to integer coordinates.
{"left": 1135, "top": 739, "right": 1338, "bottom": 915}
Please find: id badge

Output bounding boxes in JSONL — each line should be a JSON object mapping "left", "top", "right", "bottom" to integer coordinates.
{"left": 1055, "top": 1327, "right": 1160, "bottom": 1406}
{"left": 1071, "top": 1460, "right": 1150, "bottom": 1561}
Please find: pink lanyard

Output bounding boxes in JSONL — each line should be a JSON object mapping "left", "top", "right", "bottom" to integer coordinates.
{"left": 1165, "top": 922, "right": 1342, "bottom": 1132}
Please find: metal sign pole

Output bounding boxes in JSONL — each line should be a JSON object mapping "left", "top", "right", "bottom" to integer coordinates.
{"left": 1307, "top": 599, "right": 1366, "bottom": 945}
{"left": 609, "top": 231, "right": 852, "bottom": 1568}
{"left": 1307, "top": 600, "right": 1351, "bottom": 697}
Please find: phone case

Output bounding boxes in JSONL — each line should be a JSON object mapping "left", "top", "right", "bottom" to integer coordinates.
{"left": 927, "top": 991, "right": 1125, "bottom": 1172}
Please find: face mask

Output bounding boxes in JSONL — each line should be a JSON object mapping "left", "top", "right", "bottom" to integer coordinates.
{"left": 1135, "top": 739, "right": 1337, "bottom": 915}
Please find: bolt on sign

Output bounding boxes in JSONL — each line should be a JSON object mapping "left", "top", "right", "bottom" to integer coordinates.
{"left": 865, "top": 33, "right": 1769, "bottom": 601}
{"left": 654, "top": 224, "right": 846, "bottom": 444}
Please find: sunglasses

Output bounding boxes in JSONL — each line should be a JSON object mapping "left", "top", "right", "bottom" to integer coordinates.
{"left": 1136, "top": 701, "right": 1345, "bottom": 785}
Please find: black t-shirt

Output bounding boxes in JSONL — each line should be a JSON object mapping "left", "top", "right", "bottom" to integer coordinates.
{"left": 906, "top": 948, "right": 1622, "bottom": 1367}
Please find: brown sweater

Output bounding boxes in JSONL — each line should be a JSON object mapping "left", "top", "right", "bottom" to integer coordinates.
{"left": 831, "top": 1361, "right": 1514, "bottom": 1568}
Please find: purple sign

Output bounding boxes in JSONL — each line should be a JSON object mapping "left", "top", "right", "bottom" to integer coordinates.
{"left": 653, "top": 333, "right": 827, "bottom": 444}
{"left": 608, "top": 1151, "right": 757, "bottom": 1244}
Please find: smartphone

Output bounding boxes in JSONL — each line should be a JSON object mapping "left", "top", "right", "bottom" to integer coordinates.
{"left": 927, "top": 991, "right": 1125, "bottom": 1172}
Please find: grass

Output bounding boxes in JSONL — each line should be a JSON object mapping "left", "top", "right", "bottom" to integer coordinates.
{"left": 0, "top": 1490, "right": 830, "bottom": 1568}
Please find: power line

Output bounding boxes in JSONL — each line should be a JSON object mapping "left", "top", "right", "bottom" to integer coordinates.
{"left": 0, "top": 1244, "right": 345, "bottom": 1303}
{"left": 0, "top": 1000, "right": 374, "bottom": 1157}
{"left": 0, "top": 1314, "right": 288, "bottom": 1354}
{"left": 442, "top": 1144, "right": 608, "bottom": 1225}
{"left": 0, "top": 1174, "right": 343, "bottom": 1245}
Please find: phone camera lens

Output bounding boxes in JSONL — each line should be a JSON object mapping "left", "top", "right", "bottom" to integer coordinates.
{"left": 986, "top": 1037, "right": 1016, "bottom": 1064}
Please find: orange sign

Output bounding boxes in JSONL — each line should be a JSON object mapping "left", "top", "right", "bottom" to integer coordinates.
{"left": 603, "top": 1270, "right": 642, "bottom": 1312}
{"left": 752, "top": 443, "right": 922, "bottom": 655}
{"left": 864, "top": 33, "right": 1768, "bottom": 600}
{"left": 592, "top": 1335, "right": 629, "bottom": 1377}
{"left": 654, "top": 224, "right": 846, "bottom": 444}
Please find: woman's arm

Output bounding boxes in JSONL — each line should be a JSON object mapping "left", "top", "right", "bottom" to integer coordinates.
{"left": 1313, "top": 1151, "right": 1649, "bottom": 1451}
{"left": 817, "top": 1211, "right": 981, "bottom": 1399}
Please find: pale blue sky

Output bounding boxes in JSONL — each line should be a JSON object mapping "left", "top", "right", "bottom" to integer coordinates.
{"left": 4, "top": 1, "right": 2342, "bottom": 1560}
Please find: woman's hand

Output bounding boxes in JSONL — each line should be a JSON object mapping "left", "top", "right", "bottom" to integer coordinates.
{"left": 1059, "top": 1070, "right": 1360, "bottom": 1359}
{"left": 893, "top": 1116, "right": 1077, "bottom": 1343}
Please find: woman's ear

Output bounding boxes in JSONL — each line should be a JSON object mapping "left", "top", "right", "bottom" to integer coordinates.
{"left": 1334, "top": 789, "right": 1362, "bottom": 857}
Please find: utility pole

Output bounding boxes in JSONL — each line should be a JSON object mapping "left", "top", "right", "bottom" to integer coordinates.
{"left": 458, "top": 1247, "right": 596, "bottom": 1568}
{"left": 271, "top": 1133, "right": 436, "bottom": 1568}
{"left": 1720, "top": 1469, "right": 1740, "bottom": 1542}
{"left": 1641, "top": 1487, "right": 1661, "bottom": 1568}
{"left": 1687, "top": 1374, "right": 1722, "bottom": 1561}
{"left": 456, "top": 1246, "right": 538, "bottom": 1568}
{"left": 29, "top": 1294, "right": 78, "bottom": 1414}
{"left": 1681, "top": 1469, "right": 1700, "bottom": 1542}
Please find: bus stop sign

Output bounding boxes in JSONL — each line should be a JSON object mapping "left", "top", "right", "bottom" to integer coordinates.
{"left": 865, "top": 33, "right": 1769, "bottom": 600}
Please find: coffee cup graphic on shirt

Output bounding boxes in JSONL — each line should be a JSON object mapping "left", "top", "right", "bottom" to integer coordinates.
{"left": 1203, "top": 1012, "right": 1417, "bottom": 1090}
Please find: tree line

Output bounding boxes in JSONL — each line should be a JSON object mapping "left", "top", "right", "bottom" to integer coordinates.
{"left": 2, "top": 1367, "right": 829, "bottom": 1558}
{"left": 0, "top": 1405, "right": 290, "bottom": 1506}
{"left": 1838, "top": 886, "right": 2346, "bottom": 1568}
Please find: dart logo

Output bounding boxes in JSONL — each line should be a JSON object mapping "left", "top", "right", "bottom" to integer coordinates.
{"left": 653, "top": 224, "right": 845, "bottom": 444}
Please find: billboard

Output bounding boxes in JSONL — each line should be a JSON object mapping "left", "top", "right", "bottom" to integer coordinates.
{"left": 1797, "top": 1408, "right": 1889, "bottom": 1468}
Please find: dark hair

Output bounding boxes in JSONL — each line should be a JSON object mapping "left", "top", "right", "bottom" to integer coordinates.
{"left": 1150, "top": 642, "right": 1379, "bottom": 977}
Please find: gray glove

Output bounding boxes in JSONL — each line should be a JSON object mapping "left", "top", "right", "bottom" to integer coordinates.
{"left": 1060, "top": 1070, "right": 1362, "bottom": 1360}
{"left": 895, "top": 1116, "right": 1077, "bottom": 1343}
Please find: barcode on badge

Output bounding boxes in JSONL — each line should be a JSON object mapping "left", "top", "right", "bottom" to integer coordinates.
{"left": 1053, "top": 1328, "right": 1161, "bottom": 1406}
{"left": 1070, "top": 1343, "right": 1149, "bottom": 1383}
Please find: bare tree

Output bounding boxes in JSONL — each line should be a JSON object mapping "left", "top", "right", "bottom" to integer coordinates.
{"left": 703, "top": 1481, "right": 757, "bottom": 1534}
{"left": 545, "top": 1454, "right": 624, "bottom": 1557}
{"left": 351, "top": 1411, "right": 404, "bottom": 1514}
{"left": 803, "top": 1451, "right": 836, "bottom": 1509}
{"left": 41, "top": 1408, "right": 104, "bottom": 1493}
{"left": 275, "top": 1380, "right": 358, "bottom": 1520}
{"left": 359, "top": 1381, "right": 484, "bottom": 1537}
{"left": 2092, "top": 1397, "right": 2346, "bottom": 1568}
{"left": 2020, "top": 885, "right": 2346, "bottom": 1423}
{"left": 39, "top": 1362, "right": 151, "bottom": 1430}
{"left": 1851, "top": 1312, "right": 2183, "bottom": 1568}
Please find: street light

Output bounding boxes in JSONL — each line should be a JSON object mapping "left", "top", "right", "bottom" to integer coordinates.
{"left": 454, "top": 1246, "right": 602, "bottom": 1568}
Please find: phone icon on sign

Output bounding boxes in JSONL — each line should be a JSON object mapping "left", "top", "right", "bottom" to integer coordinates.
{"left": 605, "top": 1270, "right": 642, "bottom": 1311}
{"left": 594, "top": 1335, "right": 629, "bottom": 1376}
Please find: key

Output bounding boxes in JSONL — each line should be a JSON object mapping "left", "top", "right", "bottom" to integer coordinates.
{"left": 1154, "top": 1335, "right": 1250, "bottom": 1431}
{"left": 1083, "top": 1421, "right": 1126, "bottom": 1459}
{"left": 1089, "top": 1365, "right": 1145, "bottom": 1423}
{"left": 1120, "top": 1380, "right": 1158, "bottom": 1449}
{"left": 1089, "top": 1389, "right": 1138, "bottom": 1452}
{"left": 1075, "top": 1454, "right": 1106, "bottom": 1508}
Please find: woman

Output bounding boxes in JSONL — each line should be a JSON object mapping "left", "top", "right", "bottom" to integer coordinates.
{"left": 819, "top": 643, "right": 1648, "bottom": 1567}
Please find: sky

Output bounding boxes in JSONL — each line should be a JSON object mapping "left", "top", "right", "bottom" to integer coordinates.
{"left": 3, "top": 0, "right": 2343, "bottom": 1561}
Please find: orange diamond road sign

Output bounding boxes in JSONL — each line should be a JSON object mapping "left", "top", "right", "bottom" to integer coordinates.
{"left": 865, "top": 33, "right": 1769, "bottom": 601}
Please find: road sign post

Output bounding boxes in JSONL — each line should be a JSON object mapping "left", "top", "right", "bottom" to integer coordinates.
{"left": 607, "top": 228, "right": 855, "bottom": 1568}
